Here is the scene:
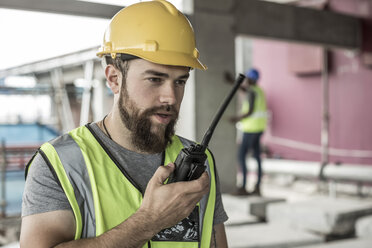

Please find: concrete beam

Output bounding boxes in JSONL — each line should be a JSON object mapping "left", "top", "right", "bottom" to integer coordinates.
{"left": 356, "top": 216, "right": 372, "bottom": 238}
{"left": 226, "top": 222, "right": 324, "bottom": 248}
{"left": 300, "top": 238, "right": 372, "bottom": 248}
{"left": 222, "top": 194, "right": 261, "bottom": 226}
{"left": 0, "top": 47, "right": 99, "bottom": 78}
{"left": 234, "top": 0, "right": 362, "bottom": 50}
{"left": 0, "top": 0, "right": 122, "bottom": 19}
{"left": 248, "top": 196, "right": 286, "bottom": 220}
{"left": 247, "top": 158, "right": 372, "bottom": 184}
{"left": 267, "top": 197, "right": 372, "bottom": 236}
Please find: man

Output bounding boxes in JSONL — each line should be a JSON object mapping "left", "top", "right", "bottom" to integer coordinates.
{"left": 20, "top": 1, "right": 228, "bottom": 247}
{"left": 230, "top": 68, "right": 267, "bottom": 196}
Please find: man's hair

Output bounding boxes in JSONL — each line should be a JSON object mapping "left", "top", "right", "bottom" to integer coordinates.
{"left": 102, "top": 55, "right": 130, "bottom": 81}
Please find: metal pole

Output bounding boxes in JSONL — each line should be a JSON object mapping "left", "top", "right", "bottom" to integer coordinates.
{"left": 319, "top": 48, "right": 330, "bottom": 182}
{"left": 0, "top": 140, "right": 7, "bottom": 217}
{"left": 51, "top": 68, "right": 75, "bottom": 133}
{"left": 80, "top": 60, "right": 94, "bottom": 126}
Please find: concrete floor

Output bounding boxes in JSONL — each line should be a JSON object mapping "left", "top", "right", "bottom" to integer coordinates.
{"left": 223, "top": 174, "right": 372, "bottom": 248}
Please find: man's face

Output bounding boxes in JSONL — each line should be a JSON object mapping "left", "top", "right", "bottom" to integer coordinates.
{"left": 248, "top": 78, "right": 256, "bottom": 85}
{"left": 118, "top": 59, "right": 190, "bottom": 153}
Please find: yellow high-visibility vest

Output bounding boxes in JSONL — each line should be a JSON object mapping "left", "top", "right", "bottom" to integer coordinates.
{"left": 240, "top": 85, "right": 267, "bottom": 133}
{"left": 28, "top": 125, "right": 216, "bottom": 248}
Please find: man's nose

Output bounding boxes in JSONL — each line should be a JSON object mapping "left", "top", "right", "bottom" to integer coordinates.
{"left": 159, "top": 82, "right": 177, "bottom": 106}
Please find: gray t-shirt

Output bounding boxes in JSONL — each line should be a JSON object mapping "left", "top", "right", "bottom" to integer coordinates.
{"left": 22, "top": 123, "right": 228, "bottom": 226}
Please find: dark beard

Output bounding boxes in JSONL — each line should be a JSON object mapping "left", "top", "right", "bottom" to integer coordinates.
{"left": 118, "top": 86, "right": 178, "bottom": 154}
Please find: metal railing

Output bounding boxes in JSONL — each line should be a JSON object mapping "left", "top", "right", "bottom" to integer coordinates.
{"left": 0, "top": 141, "right": 38, "bottom": 217}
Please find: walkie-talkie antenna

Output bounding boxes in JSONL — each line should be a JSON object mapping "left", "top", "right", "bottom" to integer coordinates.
{"left": 167, "top": 74, "right": 246, "bottom": 183}
{"left": 199, "top": 74, "right": 245, "bottom": 152}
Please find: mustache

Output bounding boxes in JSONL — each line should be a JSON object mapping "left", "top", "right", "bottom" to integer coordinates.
{"left": 143, "top": 105, "right": 178, "bottom": 119}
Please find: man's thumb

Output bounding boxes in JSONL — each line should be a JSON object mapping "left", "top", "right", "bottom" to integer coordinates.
{"left": 154, "top": 163, "right": 175, "bottom": 184}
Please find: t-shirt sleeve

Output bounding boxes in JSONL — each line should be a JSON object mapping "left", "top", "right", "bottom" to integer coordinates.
{"left": 22, "top": 152, "right": 72, "bottom": 217}
{"left": 212, "top": 157, "right": 229, "bottom": 225}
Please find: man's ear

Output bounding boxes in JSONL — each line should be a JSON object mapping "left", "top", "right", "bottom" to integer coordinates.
{"left": 105, "top": 64, "right": 120, "bottom": 94}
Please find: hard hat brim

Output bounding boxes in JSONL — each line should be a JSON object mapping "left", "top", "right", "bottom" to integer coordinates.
{"left": 97, "top": 49, "right": 207, "bottom": 71}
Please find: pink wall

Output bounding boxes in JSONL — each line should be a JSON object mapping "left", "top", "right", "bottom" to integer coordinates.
{"left": 253, "top": 0, "right": 372, "bottom": 165}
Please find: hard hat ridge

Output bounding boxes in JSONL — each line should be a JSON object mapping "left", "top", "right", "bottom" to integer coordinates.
{"left": 156, "top": 0, "right": 179, "bottom": 16}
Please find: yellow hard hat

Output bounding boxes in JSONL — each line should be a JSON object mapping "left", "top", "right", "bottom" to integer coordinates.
{"left": 97, "top": 0, "right": 207, "bottom": 70}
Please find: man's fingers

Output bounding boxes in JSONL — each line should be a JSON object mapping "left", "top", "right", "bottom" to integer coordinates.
{"left": 152, "top": 163, "right": 175, "bottom": 185}
{"left": 184, "top": 173, "right": 210, "bottom": 206}
{"left": 176, "top": 172, "right": 209, "bottom": 194}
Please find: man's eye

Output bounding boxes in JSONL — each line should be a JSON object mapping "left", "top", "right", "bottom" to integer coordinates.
{"left": 148, "top": 77, "right": 162, "bottom": 83}
{"left": 175, "top": 80, "right": 186, "bottom": 86}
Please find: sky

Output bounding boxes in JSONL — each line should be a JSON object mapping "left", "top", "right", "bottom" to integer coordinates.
{"left": 0, "top": 8, "right": 109, "bottom": 70}
{"left": 0, "top": 0, "right": 185, "bottom": 70}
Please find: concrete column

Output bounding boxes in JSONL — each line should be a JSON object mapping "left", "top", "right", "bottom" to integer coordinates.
{"left": 92, "top": 79, "right": 106, "bottom": 122}
{"left": 192, "top": 0, "right": 238, "bottom": 192}
{"left": 177, "top": 71, "right": 196, "bottom": 141}
{"left": 80, "top": 60, "right": 94, "bottom": 126}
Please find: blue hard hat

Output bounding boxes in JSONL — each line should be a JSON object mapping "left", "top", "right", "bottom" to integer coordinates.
{"left": 245, "top": 68, "right": 259, "bottom": 80}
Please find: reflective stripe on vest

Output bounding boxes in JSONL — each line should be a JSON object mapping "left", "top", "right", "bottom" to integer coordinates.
{"left": 239, "top": 85, "right": 267, "bottom": 133}
{"left": 36, "top": 125, "right": 216, "bottom": 248}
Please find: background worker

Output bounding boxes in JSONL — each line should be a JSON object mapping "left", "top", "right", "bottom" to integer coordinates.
{"left": 20, "top": 1, "right": 228, "bottom": 247}
{"left": 230, "top": 68, "right": 267, "bottom": 196}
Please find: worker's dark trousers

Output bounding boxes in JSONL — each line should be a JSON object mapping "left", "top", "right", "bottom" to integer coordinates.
{"left": 238, "top": 132, "right": 263, "bottom": 189}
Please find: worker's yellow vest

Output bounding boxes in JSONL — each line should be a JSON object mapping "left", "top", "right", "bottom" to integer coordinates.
{"left": 30, "top": 125, "right": 216, "bottom": 248}
{"left": 240, "top": 85, "right": 267, "bottom": 133}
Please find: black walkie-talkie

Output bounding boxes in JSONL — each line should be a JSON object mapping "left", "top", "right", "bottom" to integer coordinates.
{"left": 167, "top": 74, "right": 245, "bottom": 183}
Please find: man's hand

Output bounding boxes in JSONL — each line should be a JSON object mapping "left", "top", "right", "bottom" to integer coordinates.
{"left": 139, "top": 163, "right": 210, "bottom": 231}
